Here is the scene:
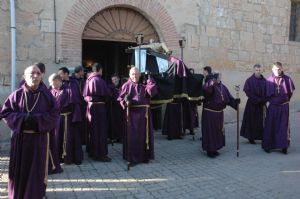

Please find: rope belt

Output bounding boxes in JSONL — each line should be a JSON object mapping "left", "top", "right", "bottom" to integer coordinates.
{"left": 49, "top": 149, "right": 56, "bottom": 170}
{"left": 60, "top": 112, "right": 71, "bottom": 158}
{"left": 44, "top": 132, "right": 49, "bottom": 185}
{"left": 131, "top": 105, "right": 150, "bottom": 150}
{"left": 88, "top": 101, "right": 105, "bottom": 105}
{"left": 281, "top": 101, "right": 289, "bottom": 105}
{"left": 203, "top": 108, "right": 224, "bottom": 113}
{"left": 23, "top": 130, "right": 37, "bottom": 134}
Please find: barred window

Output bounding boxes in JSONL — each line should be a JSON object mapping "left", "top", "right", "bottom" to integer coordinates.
{"left": 289, "top": 1, "right": 300, "bottom": 41}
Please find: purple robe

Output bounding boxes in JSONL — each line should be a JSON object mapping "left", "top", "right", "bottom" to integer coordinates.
{"left": 151, "top": 106, "right": 162, "bottom": 130}
{"left": 201, "top": 80, "right": 237, "bottom": 152}
{"left": 60, "top": 79, "right": 83, "bottom": 164}
{"left": 162, "top": 100, "right": 183, "bottom": 139}
{"left": 83, "top": 72, "right": 111, "bottom": 159}
{"left": 71, "top": 75, "right": 88, "bottom": 145}
{"left": 108, "top": 84, "right": 125, "bottom": 142}
{"left": 118, "top": 78, "right": 157, "bottom": 164}
{"left": 240, "top": 74, "right": 267, "bottom": 141}
{"left": 0, "top": 83, "right": 59, "bottom": 199}
{"left": 262, "top": 73, "right": 295, "bottom": 150}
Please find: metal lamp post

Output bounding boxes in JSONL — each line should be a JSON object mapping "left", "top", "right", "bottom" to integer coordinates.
{"left": 135, "top": 33, "right": 144, "bottom": 71}
{"left": 179, "top": 37, "right": 186, "bottom": 61}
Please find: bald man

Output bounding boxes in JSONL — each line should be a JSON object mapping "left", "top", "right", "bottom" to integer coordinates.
{"left": 118, "top": 67, "right": 157, "bottom": 166}
{"left": 0, "top": 65, "right": 59, "bottom": 199}
{"left": 262, "top": 62, "right": 295, "bottom": 154}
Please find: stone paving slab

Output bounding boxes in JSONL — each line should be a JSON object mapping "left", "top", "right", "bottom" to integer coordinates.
{"left": 1, "top": 111, "right": 300, "bottom": 199}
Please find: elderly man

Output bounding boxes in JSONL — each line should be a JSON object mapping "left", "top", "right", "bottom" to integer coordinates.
{"left": 262, "top": 62, "right": 295, "bottom": 154}
{"left": 240, "top": 64, "right": 267, "bottom": 144}
{"left": 83, "top": 63, "right": 112, "bottom": 162}
{"left": 202, "top": 72, "right": 239, "bottom": 158}
{"left": 1, "top": 65, "right": 59, "bottom": 199}
{"left": 118, "top": 67, "right": 157, "bottom": 166}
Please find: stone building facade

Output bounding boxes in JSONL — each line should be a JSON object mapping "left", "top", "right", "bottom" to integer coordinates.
{"left": 0, "top": 0, "right": 299, "bottom": 140}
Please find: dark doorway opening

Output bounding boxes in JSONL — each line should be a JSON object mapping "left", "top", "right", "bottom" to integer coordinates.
{"left": 82, "top": 39, "right": 135, "bottom": 82}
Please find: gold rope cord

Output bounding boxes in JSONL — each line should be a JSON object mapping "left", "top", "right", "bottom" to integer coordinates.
{"left": 24, "top": 91, "right": 40, "bottom": 113}
{"left": 203, "top": 108, "right": 224, "bottom": 113}
{"left": 44, "top": 132, "right": 49, "bottom": 185}
{"left": 60, "top": 112, "right": 71, "bottom": 158}
{"left": 88, "top": 101, "right": 105, "bottom": 105}
{"left": 49, "top": 149, "right": 56, "bottom": 170}
{"left": 263, "top": 105, "right": 266, "bottom": 128}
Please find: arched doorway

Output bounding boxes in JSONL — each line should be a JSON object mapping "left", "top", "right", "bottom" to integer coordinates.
{"left": 82, "top": 7, "right": 160, "bottom": 81}
{"left": 60, "top": 0, "right": 179, "bottom": 69}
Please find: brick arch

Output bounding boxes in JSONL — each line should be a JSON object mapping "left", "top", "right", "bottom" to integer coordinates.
{"left": 61, "top": 0, "right": 179, "bottom": 65}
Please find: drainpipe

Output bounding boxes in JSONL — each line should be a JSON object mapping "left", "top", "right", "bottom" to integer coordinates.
{"left": 54, "top": 0, "right": 59, "bottom": 64}
{"left": 10, "top": 0, "right": 16, "bottom": 92}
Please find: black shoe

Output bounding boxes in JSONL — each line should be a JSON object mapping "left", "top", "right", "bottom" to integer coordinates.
{"left": 264, "top": 149, "right": 271, "bottom": 153}
{"left": 48, "top": 168, "right": 64, "bottom": 175}
{"left": 249, "top": 139, "right": 256, "bottom": 144}
{"left": 128, "top": 162, "right": 137, "bottom": 167}
{"left": 167, "top": 136, "right": 172, "bottom": 140}
{"left": 189, "top": 129, "right": 195, "bottom": 135}
{"left": 75, "top": 162, "right": 82, "bottom": 165}
{"left": 96, "top": 156, "right": 111, "bottom": 162}
{"left": 282, "top": 148, "right": 288, "bottom": 154}
{"left": 213, "top": 151, "right": 220, "bottom": 156}
{"left": 207, "top": 151, "right": 217, "bottom": 158}
{"left": 143, "top": 159, "right": 149, "bottom": 164}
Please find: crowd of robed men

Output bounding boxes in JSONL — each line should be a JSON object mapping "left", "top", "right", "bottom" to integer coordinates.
{"left": 0, "top": 61, "right": 295, "bottom": 199}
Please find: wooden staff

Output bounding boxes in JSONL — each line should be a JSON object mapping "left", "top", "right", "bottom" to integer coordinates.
{"left": 125, "top": 95, "right": 131, "bottom": 171}
{"left": 235, "top": 85, "right": 240, "bottom": 157}
{"left": 110, "top": 101, "right": 114, "bottom": 146}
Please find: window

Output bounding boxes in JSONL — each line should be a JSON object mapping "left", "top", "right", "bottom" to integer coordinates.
{"left": 289, "top": 1, "right": 300, "bottom": 41}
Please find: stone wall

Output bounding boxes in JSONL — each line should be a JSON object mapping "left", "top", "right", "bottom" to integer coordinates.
{"left": 1, "top": 0, "right": 300, "bottom": 142}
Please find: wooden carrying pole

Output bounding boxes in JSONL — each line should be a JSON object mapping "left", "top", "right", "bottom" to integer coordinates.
{"left": 235, "top": 85, "right": 240, "bottom": 157}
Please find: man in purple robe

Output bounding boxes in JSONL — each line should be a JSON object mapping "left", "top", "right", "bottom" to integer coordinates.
{"left": 57, "top": 67, "right": 83, "bottom": 164}
{"left": 118, "top": 67, "right": 157, "bottom": 166}
{"left": 48, "top": 73, "right": 71, "bottom": 174}
{"left": 108, "top": 74, "right": 125, "bottom": 143}
{"left": 262, "top": 62, "right": 295, "bottom": 154}
{"left": 83, "top": 63, "right": 112, "bottom": 162}
{"left": 1, "top": 65, "right": 59, "bottom": 199}
{"left": 202, "top": 72, "right": 239, "bottom": 158}
{"left": 72, "top": 65, "right": 88, "bottom": 145}
{"left": 240, "top": 64, "right": 267, "bottom": 144}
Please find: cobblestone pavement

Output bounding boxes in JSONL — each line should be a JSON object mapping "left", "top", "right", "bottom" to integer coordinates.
{"left": 1, "top": 111, "right": 300, "bottom": 199}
